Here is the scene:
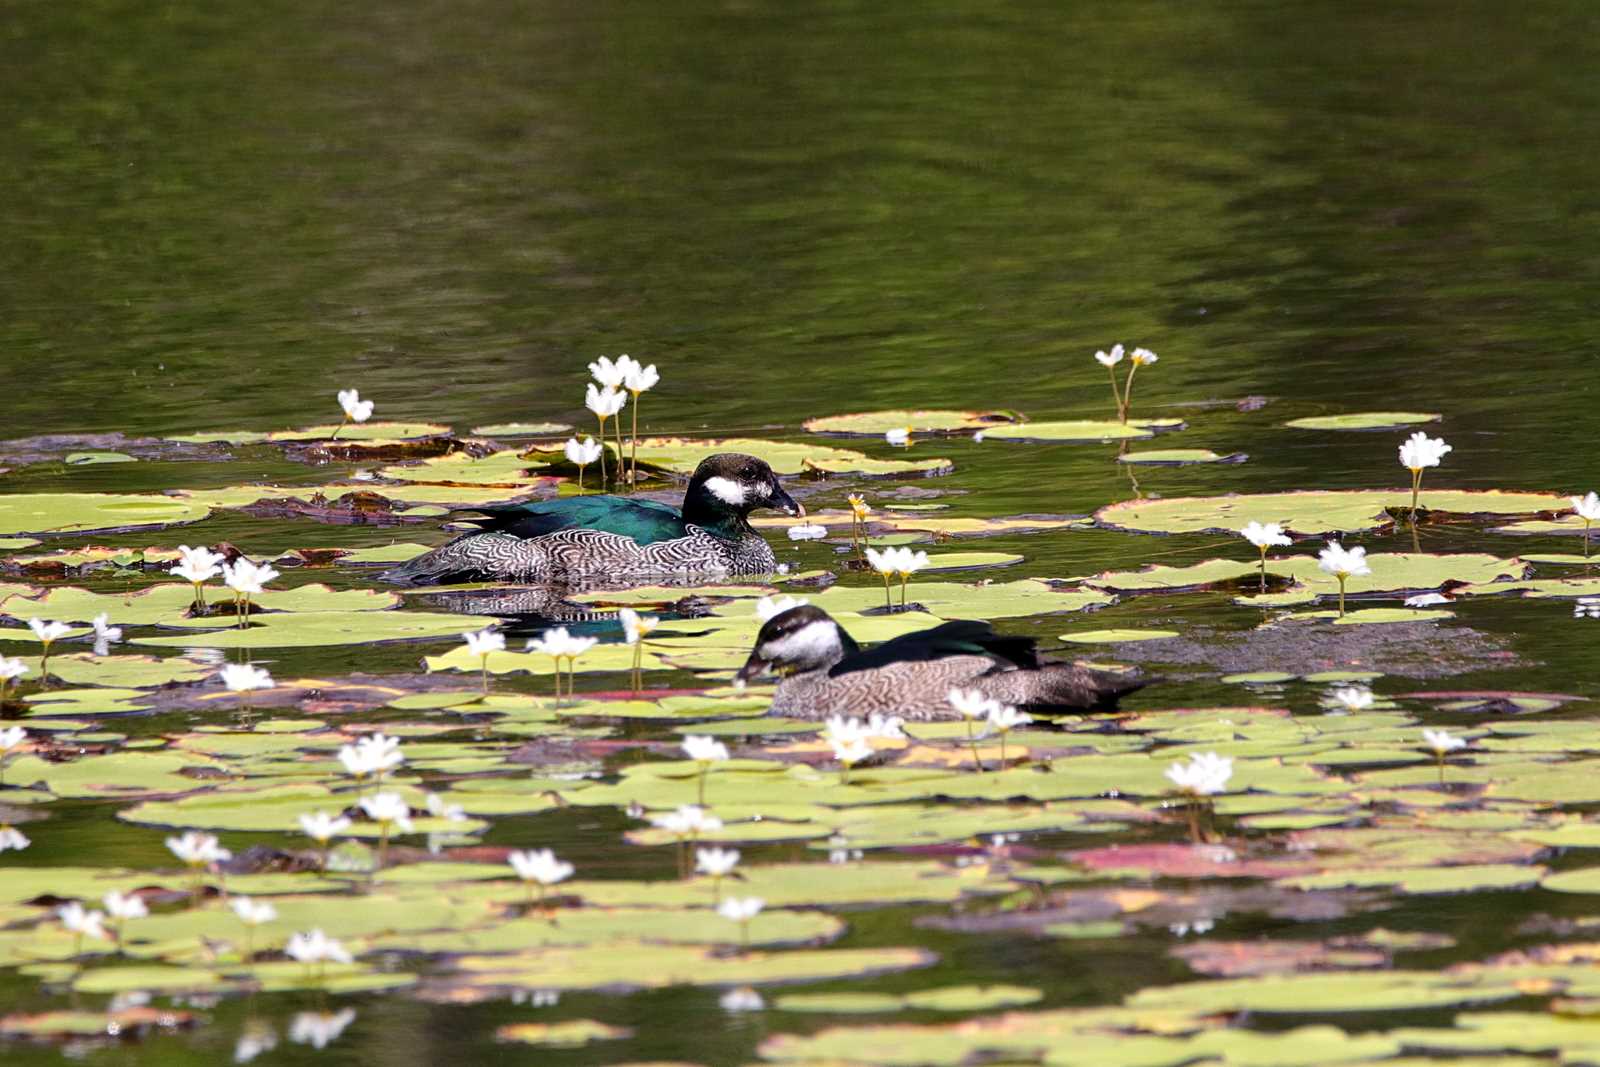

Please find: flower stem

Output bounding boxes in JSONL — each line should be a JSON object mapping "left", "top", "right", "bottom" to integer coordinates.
{"left": 614, "top": 415, "right": 627, "bottom": 489}
{"left": 1258, "top": 548, "right": 1267, "bottom": 593}
{"left": 1585, "top": 518, "right": 1592, "bottom": 561}
{"left": 480, "top": 655, "right": 490, "bottom": 694}
{"left": 899, "top": 575, "right": 908, "bottom": 608}
{"left": 595, "top": 416, "right": 609, "bottom": 484}
{"left": 697, "top": 766, "right": 707, "bottom": 807}
{"left": 577, "top": 462, "right": 586, "bottom": 493}
{"left": 329, "top": 415, "right": 348, "bottom": 441}
{"left": 630, "top": 397, "right": 640, "bottom": 486}
{"left": 1411, "top": 469, "right": 1422, "bottom": 520}
{"left": 881, "top": 575, "right": 892, "bottom": 612}
{"left": 1338, "top": 575, "right": 1347, "bottom": 618}
{"left": 1121, "top": 365, "right": 1139, "bottom": 424}
{"left": 1107, "top": 364, "right": 1123, "bottom": 416}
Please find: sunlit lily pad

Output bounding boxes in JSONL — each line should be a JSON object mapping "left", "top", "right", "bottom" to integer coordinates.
{"left": 1058, "top": 629, "right": 1180, "bottom": 643}
{"left": 378, "top": 450, "right": 550, "bottom": 486}
{"left": 802, "top": 410, "right": 1023, "bottom": 436}
{"left": 625, "top": 437, "right": 953, "bottom": 479}
{"left": 1117, "top": 449, "right": 1245, "bottom": 465}
{"left": 1283, "top": 412, "right": 1441, "bottom": 431}
{"left": 496, "top": 1020, "right": 631, "bottom": 1046}
{"left": 1097, "top": 490, "right": 1569, "bottom": 536}
{"left": 471, "top": 421, "right": 571, "bottom": 436}
{"left": 978, "top": 418, "right": 1184, "bottom": 443}
{"left": 63, "top": 451, "right": 135, "bottom": 465}
{"left": 0, "top": 493, "right": 212, "bottom": 536}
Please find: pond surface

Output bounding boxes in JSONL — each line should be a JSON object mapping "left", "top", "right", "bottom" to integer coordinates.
{"left": 3, "top": 2, "right": 1600, "bottom": 1065}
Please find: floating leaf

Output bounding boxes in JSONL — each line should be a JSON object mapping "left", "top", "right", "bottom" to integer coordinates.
{"left": 63, "top": 452, "right": 136, "bottom": 465}
{"left": 1058, "top": 629, "right": 1180, "bottom": 644}
{"left": 978, "top": 418, "right": 1184, "bottom": 443}
{"left": 0, "top": 493, "right": 211, "bottom": 536}
{"left": 1117, "top": 449, "right": 1245, "bottom": 465}
{"left": 614, "top": 437, "right": 953, "bottom": 478}
{"left": 472, "top": 422, "right": 571, "bottom": 436}
{"left": 1283, "top": 412, "right": 1441, "bottom": 431}
{"left": 496, "top": 1020, "right": 631, "bottom": 1046}
{"left": 803, "top": 410, "right": 1022, "bottom": 436}
{"left": 1097, "top": 490, "right": 1569, "bottom": 536}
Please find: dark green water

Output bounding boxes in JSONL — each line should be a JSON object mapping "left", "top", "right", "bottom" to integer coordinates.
{"left": 4, "top": 1, "right": 1600, "bottom": 1064}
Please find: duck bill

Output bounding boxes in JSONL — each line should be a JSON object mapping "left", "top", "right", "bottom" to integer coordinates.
{"left": 768, "top": 481, "right": 804, "bottom": 517}
{"left": 735, "top": 651, "right": 773, "bottom": 686}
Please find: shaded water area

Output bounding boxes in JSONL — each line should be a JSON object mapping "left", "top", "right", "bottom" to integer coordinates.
{"left": 3, "top": 1, "right": 1600, "bottom": 1064}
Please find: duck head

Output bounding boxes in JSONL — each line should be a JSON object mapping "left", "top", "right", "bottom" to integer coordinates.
{"left": 683, "top": 453, "right": 803, "bottom": 530}
{"left": 736, "top": 605, "right": 858, "bottom": 683}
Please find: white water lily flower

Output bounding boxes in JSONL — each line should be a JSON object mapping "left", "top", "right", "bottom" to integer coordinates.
{"left": 1572, "top": 492, "right": 1600, "bottom": 521}
{"left": 624, "top": 361, "right": 660, "bottom": 394}
{"left": 823, "top": 715, "right": 870, "bottom": 747}
{"left": 508, "top": 848, "right": 574, "bottom": 886}
{"left": 424, "top": 792, "right": 468, "bottom": 822}
{"left": 1317, "top": 541, "right": 1371, "bottom": 579}
{"left": 754, "top": 595, "right": 808, "bottom": 622}
{"left": 947, "top": 688, "right": 999, "bottom": 721}
{"left": 787, "top": 523, "right": 828, "bottom": 541}
{"left": 1165, "top": 751, "right": 1234, "bottom": 797}
{"left": 884, "top": 427, "right": 911, "bottom": 446}
{"left": 651, "top": 804, "right": 722, "bottom": 836}
{"left": 987, "top": 705, "right": 1033, "bottom": 732}
{"left": 618, "top": 607, "right": 659, "bottom": 644}
{"left": 1130, "top": 347, "right": 1158, "bottom": 366}
{"left": 864, "top": 713, "right": 906, "bottom": 739}
{"left": 1094, "top": 344, "right": 1125, "bottom": 367}
{"left": 1329, "top": 686, "right": 1375, "bottom": 712}
{"left": 166, "top": 831, "right": 231, "bottom": 867}
{"left": 0, "top": 725, "right": 27, "bottom": 752}
{"left": 0, "top": 827, "right": 30, "bottom": 852}
{"left": 1240, "top": 522, "right": 1292, "bottom": 550}
{"left": 564, "top": 436, "right": 603, "bottom": 466}
{"left": 171, "top": 557, "right": 222, "bottom": 586}
{"left": 231, "top": 897, "right": 277, "bottom": 926}
{"left": 683, "top": 735, "right": 730, "bottom": 764}
{"left": 103, "top": 890, "right": 148, "bottom": 922}
{"left": 695, "top": 846, "right": 741, "bottom": 877}
{"left": 720, "top": 987, "right": 765, "bottom": 1012}
{"left": 1404, "top": 592, "right": 1452, "bottom": 607}
{"left": 462, "top": 628, "right": 505, "bottom": 657}
{"left": 27, "top": 618, "right": 70, "bottom": 643}
{"left": 831, "top": 734, "right": 874, "bottom": 767}
{"left": 235, "top": 1022, "right": 278, "bottom": 1063}
{"left": 337, "top": 733, "right": 403, "bottom": 779}
{"left": 1398, "top": 431, "right": 1451, "bottom": 471}
{"left": 289, "top": 1008, "right": 357, "bottom": 1050}
{"left": 336, "top": 388, "right": 374, "bottom": 423}
{"left": 1422, "top": 727, "right": 1467, "bottom": 755}
{"left": 587, "top": 355, "right": 630, "bottom": 389}
{"left": 58, "top": 902, "right": 108, "bottom": 941}
{"left": 718, "top": 896, "right": 764, "bottom": 923}
{"left": 0, "top": 657, "right": 27, "bottom": 683}
{"left": 524, "top": 627, "right": 598, "bottom": 659}
{"left": 359, "top": 791, "right": 414, "bottom": 832}
{"left": 222, "top": 559, "right": 279, "bottom": 596}
{"left": 864, "top": 546, "right": 897, "bottom": 576}
{"left": 176, "top": 544, "right": 227, "bottom": 572}
{"left": 585, "top": 382, "right": 627, "bottom": 419}
{"left": 285, "top": 928, "right": 353, "bottom": 965}
{"left": 298, "top": 811, "right": 352, "bottom": 843}
{"left": 220, "top": 663, "right": 274, "bottom": 693}
{"left": 90, "top": 613, "right": 122, "bottom": 656}
{"left": 895, "top": 549, "right": 930, "bottom": 578}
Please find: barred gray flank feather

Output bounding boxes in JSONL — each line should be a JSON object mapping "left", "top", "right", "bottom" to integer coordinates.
{"left": 380, "top": 526, "right": 775, "bottom": 585}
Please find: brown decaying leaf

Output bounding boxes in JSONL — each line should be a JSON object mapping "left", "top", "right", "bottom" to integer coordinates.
{"left": 1172, "top": 938, "right": 1388, "bottom": 977}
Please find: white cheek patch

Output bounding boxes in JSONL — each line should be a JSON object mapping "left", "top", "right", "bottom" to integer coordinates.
{"left": 704, "top": 476, "right": 747, "bottom": 506}
{"left": 753, "top": 481, "right": 771, "bottom": 498}
{"left": 760, "top": 620, "right": 840, "bottom": 665}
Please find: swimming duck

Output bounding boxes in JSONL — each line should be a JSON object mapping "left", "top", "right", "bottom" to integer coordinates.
{"left": 379, "top": 453, "right": 802, "bottom": 585}
{"left": 735, "top": 605, "right": 1142, "bottom": 720}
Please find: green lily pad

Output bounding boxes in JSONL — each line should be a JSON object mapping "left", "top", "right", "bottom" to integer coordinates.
{"left": 914, "top": 552, "right": 1024, "bottom": 571}
{"left": 1126, "top": 970, "right": 1521, "bottom": 1014}
{"left": 1284, "top": 412, "right": 1441, "bottom": 431}
{"left": 496, "top": 1020, "right": 631, "bottom": 1046}
{"left": 136, "top": 608, "right": 498, "bottom": 649}
{"left": 6, "top": 751, "right": 224, "bottom": 798}
{"left": 626, "top": 437, "right": 953, "bottom": 479}
{"left": 802, "top": 410, "right": 1023, "bottom": 436}
{"left": 335, "top": 543, "right": 437, "bottom": 563}
{"left": 978, "top": 418, "right": 1184, "bottom": 443}
{"left": 0, "top": 493, "right": 212, "bottom": 537}
{"left": 471, "top": 422, "right": 571, "bottom": 437}
{"left": 72, "top": 965, "right": 226, "bottom": 995}
{"left": 1058, "top": 629, "right": 1180, "bottom": 643}
{"left": 1285, "top": 608, "right": 1455, "bottom": 625}
{"left": 267, "top": 421, "right": 454, "bottom": 442}
{"left": 378, "top": 450, "right": 550, "bottom": 486}
{"left": 1097, "top": 490, "right": 1570, "bottom": 536}
{"left": 63, "top": 452, "right": 136, "bottom": 465}
{"left": 1117, "top": 449, "right": 1244, "bottom": 465}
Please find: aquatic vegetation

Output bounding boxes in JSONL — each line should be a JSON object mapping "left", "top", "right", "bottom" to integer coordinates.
{"left": 1573, "top": 491, "right": 1600, "bottom": 558}
{"left": 461, "top": 627, "right": 505, "bottom": 692}
{"left": 1118, "top": 346, "right": 1159, "bottom": 423}
{"left": 1240, "top": 520, "right": 1292, "bottom": 591}
{"left": 622, "top": 358, "right": 659, "bottom": 485}
{"left": 1399, "top": 431, "right": 1453, "bottom": 517}
{"left": 169, "top": 544, "right": 225, "bottom": 610}
{"left": 718, "top": 896, "right": 765, "bottom": 950}
{"left": 330, "top": 389, "right": 375, "bottom": 440}
{"left": 27, "top": 616, "right": 69, "bottom": 676}
{"left": 584, "top": 383, "right": 626, "bottom": 485}
{"left": 1316, "top": 541, "right": 1371, "bottom": 617}
{"left": 563, "top": 435, "right": 602, "bottom": 491}
{"left": 221, "top": 558, "right": 278, "bottom": 626}
{"left": 524, "top": 627, "right": 597, "bottom": 702}
{"left": 1093, "top": 344, "right": 1125, "bottom": 416}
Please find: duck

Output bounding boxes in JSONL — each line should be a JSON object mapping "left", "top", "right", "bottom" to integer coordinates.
{"left": 379, "top": 453, "right": 803, "bottom": 585}
{"left": 734, "top": 605, "right": 1142, "bottom": 720}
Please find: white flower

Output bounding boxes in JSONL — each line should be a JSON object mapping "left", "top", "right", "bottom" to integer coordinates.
{"left": 222, "top": 559, "right": 279, "bottom": 596}
{"left": 564, "top": 436, "right": 603, "bottom": 466}
{"left": 650, "top": 804, "right": 722, "bottom": 836}
{"left": 947, "top": 688, "right": 999, "bottom": 721}
{"left": 695, "top": 846, "right": 740, "bottom": 877}
{"left": 27, "top": 618, "right": 70, "bottom": 643}
{"left": 58, "top": 902, "right": 107, "bottom": 940}
{"left": 359, "top": 791, "right": 414, "bottom": 832}
{"left": 1130, "top": 347, "right": 1158, "bottom": 366}
{"left": 587, "top": 355, "right": 631, "bottom": 389}
{"left": 525, "top": 627, "right": 598, "bottom": 659}
{"left": 683, "top": 735, "right": 730, "bottom": 764}
{"left": 1422, "top": 727, "right": 1467, "bottom": 755}
{"left": 170, "top": 557, "right": 222, "bottom": 585}
{"left": 166, "top": 831, "right": 231, "bottom": 867}
{"left": 424, "top": 792, "right": 468, "bottom": 822}
{"left": 823, "top": 715, "right": 869, "bottom": 747}
{"left": 754, "top": 595, "right": 808, "bottom": 622}
{"left": 1328, "top": 686, "right": 1375, "bottom": 712}
{"left": 624, "top": 362, "right": 660, "bottom": 394}
{"left": 1572, "top": 492, "right": 1600, "bottom": 522}
{"left": 462, "top": 628, "right": 505, "bottom": 657}
{"left": 90, "top": 613, "right": 122, "bottom": 656}
{"left": 884, "top": 427, "right": 911, "bottom": 446}
{"left": 289, "top": 1008, "right": 357, "bottom": 1050}
{"left": 285, "top": 928, "right": 353, "bottom": 965}
{"left": 0, "top": 826, "right": 30, "bottom": 852}
{"left": 176, "top": 544, "right": 227, "bottom": 572}
{"left": 0, "top": 657, "right": 27, "bottom": 683}
{"left": 865, "top": 546, "right": 898, "bottom": 576}
{"left": 1317, "top": 542, "right": 1371, "bottom": 579}
{"left": 1240, "top": 521, "right": 1292, "bottom": 550}
{"left": 618, "top": 607, "right": 659, "bottom": 644}
{"left": 103, "top": 889, "right": 148, "bottom": 922}
{"left": 0, "top": 725, "right": 26, "bottom": 752}
{"left": 718, "top": 896, "right": 764, "bottom": 923}
{"left": 337, "top": 733, "right": 403, "bottom": 778}
{"left": 336, "top": 388, "right": 374, "bottom": 423}
{"left": 987, "top": 705, "right": 1033, "bottom": 732}
{"left": 508, "top": 848, "right": 574, "bottom": 886}
{"left": 720, "top": 987, "right": 765, "bottom": 1012}
{"left": 831, "top": 735, "right": 873, "bottom": 766}
{"left": 1165, "top": 751, "right": 1234, "bottom": 797}
{"left": 235, "top": 1022, "right": 278, "bottom": 1063}
{"left": 585, "top": 382, "right": 627, "bottom": 419}
{"left": 895, "top": 549, "right": 930, "bottom": 577}
{"left": 1398, "top": 431, "right": 1451, "bottom": 471}
{"left": 863, "top": 713, "right": 906, "bottom": 739}
{"left": 220, "top": 663, "right": 274, "bottom": 693}
{"left": 787, "top": 523, "right": 828, "bottom": 541}
{"left": 298, "top": 811, "right": 352, "bottom": 843}
{"left": 1094, "top": 344, "right": 1125, "bottom": 367}
{"left": 1404, "top": 592, "right": 1452, "bottom": 607}
{"left": 231, "top": 897, "right": 277, "bottom": 926}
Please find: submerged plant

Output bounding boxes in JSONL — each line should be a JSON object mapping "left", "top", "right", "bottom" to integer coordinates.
{"left": 330, "top": 389, "right": 374, "bottom": 440}
{"left": 1317, "top": 541, "right": 1371, "bottom": 617}
{"left": 508, "top": 848, "right": 574, "bottom": 914}
{"left": 1165, "top": 750, "right": 1232, "bottom": 843}
{"left": 564, "top": 436, "right": 603, "bottom": 492}
{"left": 682, "top": 734, "right": 730, "bottom": 806}
{"left": 1398, "top": 431, "right": 1452, "bottom": 519}
{"left": 461, "top": 627, "right": 505, "bottom": 692}
{"left": 1572, "top": 491, "right": 1600, "bottom": 560}
{"left": 1094, "top": 345, "right": 1125, "bottom": 417}
{"left": 1240, "top": 521, "right": 1292, "bottom": 592}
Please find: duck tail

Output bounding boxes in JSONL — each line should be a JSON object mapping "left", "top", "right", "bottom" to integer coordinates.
{"left": 1008, "top": 664, "right": 1146, "bottom": 712}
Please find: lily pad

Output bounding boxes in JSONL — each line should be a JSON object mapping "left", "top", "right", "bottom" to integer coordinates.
{"left": 63, "top": 452, "right": 136, "bottom": 465}
{"left": 1284, "top": 412, "right": 1441, "bottom": 431}
{"left": 1058, "top": 629, "right": 1181, "bottom": 643}
{"left": 803, "top": 410, "right": 1023, "bottom": 436}
{"left": 627, "top": 437, "right": 953, "bottom": 479}
{"left": 1117, "top": 449, "right": 1245, "bottom": 465}
{"left": 978, "top": 418, "right": 1184, "bottom": 443}
{"left": 1097, "top": 489, "right": 1570, "bottom": 536}
{"left": 472, "top": 422, "right": 572, "bottom": 436}
{"left": 0, "top": 493, "right": 212, "bottom": 536}
{"left": 496, "top": 1020, "right": 631, "bottom": 1046}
